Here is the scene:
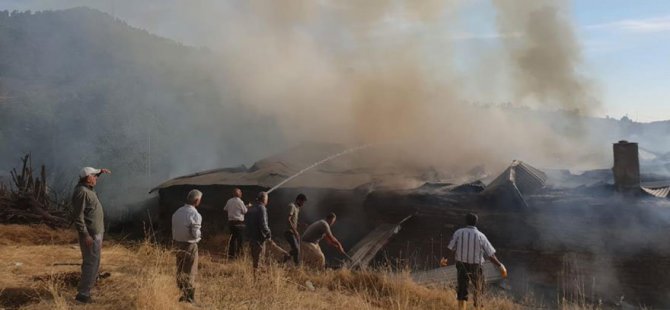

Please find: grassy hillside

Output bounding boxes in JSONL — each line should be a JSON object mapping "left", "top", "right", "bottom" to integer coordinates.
{"left": 0, "top": 224, "right": 524, "bottom": 309}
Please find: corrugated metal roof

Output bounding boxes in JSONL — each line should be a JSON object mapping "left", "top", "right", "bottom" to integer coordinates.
{"left": 345, "top": 215, "right": 412, "bottom": 269}
{"left": 411, "top": 261, "right": 503, "bottom": 287}
{"left": 150, "top": 166, "right": 374, "bottom": 192}
{"left": 482, "top": 160, "right": 547, "bottom": 196}
{"left": 640, "top": 180, "right": 670, "bottom": 198}
{"left": 641, "top": 186, "right": 670, "bottom": 198}
{"left": 150, "top": 143, "right": 441, "bottom": 193}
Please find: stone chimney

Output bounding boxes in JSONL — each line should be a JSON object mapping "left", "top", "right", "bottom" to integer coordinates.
{"left": 612, "top": 140, "right": 640, "bottom": 192}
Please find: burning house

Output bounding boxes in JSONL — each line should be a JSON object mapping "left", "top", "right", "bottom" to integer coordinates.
{"left": 152, "top": 141, "right": 670, "bottom": 307}
{"left": 150, "top": 143, "right": 444, "bottom": 249}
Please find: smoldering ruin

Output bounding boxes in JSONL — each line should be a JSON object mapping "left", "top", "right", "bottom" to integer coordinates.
{"left": 150, "top": 141, "right": 670, "bottom": 308}
{"left": 2, "top": 0, "right": 670, "bottom": 308}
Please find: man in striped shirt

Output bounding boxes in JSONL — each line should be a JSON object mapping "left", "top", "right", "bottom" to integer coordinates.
{"left": 447, "top": 213, "right": 506, "bottom": 310}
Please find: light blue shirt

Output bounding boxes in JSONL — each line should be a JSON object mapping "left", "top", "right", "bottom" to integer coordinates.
{"left": 171, "top": 204, "right": 202, "bottom": 243}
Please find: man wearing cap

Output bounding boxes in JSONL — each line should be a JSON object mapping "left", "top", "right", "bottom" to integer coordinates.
{"left": 72, "top": 167, "right": 111, "bottom": 303}
{"left": 172, "top": 189, "right": 203, "bottom": 303}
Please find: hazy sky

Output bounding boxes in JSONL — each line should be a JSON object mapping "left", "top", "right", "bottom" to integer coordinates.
{"left": 574, "top": 1, "right": 670, "bottom": 122}
{"left": 2, "top": 0, "right": 668, "bottom": 122}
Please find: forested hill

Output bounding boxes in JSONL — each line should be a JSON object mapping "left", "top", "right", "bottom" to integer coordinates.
{"left": 1, "top": 8, "right": 669, "bottom": 217}
{"left": 0, "top": 7, "right": 282, "bottom": 216}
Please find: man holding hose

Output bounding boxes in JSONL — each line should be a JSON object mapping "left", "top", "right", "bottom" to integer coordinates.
{"left": 300, "top": 212, "right": 347, "bottom": 269}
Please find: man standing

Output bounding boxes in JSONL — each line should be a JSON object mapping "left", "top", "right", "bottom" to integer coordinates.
{"left": 300, "top": 213, "right": 347, "bottom": 270}
{"left": 246, "top": 192, "right": 272, "bottom": 270}
{"left": 172, "top": 189, "right": 203, "bottom": 303}
{"left": 284, "top": 193, "right": 307, "bottom": 266}
{"left": 447, "top": 213, "right": 507, "bottom": 310}
{"left": 72, "top": 166, "right": 111, "bottom": 303}
{"left": 224, "top": 188, "right": 247, "bottom": 259}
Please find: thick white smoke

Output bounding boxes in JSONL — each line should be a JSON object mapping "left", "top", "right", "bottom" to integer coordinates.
{"left": 2, "top": 0, "right": 609, "bottom": 185}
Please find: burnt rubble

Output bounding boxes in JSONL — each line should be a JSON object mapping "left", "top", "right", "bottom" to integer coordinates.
{"left": 152, "top": 141, "right": 670, "bottom": 307}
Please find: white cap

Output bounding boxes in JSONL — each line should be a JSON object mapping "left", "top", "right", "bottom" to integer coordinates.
{"left": 79, "top": 167, "right": 101, "bottom": 178}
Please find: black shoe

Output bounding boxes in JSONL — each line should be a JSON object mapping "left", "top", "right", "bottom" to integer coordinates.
{"left": 179, "top": 290, "right": 195, "bottom": 303}
{"left": 75, "top": 294, "right": 93, "bottom": 303}
{"left": 187, "top": 289, "right": 195, "bottom": 303}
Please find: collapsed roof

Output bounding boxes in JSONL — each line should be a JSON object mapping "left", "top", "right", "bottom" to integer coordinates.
{"left": 483, "top": 160, "right": 548, "bottom": 196}
{"left": 481, "top": 160, "right": 548, "bottom": 208}
{"left": 150, "top": 143, "right": 444, "bottom": 193}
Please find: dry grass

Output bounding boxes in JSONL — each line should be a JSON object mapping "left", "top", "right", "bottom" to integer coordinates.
{"left": 0, "top": 224, "right": 77, "bottom": 246}
{"left": 0, "top": 224, "right": 524, "bottom": 309}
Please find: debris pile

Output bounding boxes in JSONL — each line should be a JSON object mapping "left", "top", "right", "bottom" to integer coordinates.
{"left": 0, "top": 154, "right": 68, "bottom": 227}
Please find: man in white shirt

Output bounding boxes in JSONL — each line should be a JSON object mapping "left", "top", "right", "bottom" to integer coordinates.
{"left": 172, "top": 189, "right": 203, "bottom": 304}
{"left": 223, "top": 188, "right": 247, "bottom": 259}
{"left": 447, "top": 213, "right": 506, "bottom": 310}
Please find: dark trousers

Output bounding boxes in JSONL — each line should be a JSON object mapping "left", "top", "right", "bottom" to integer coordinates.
{"left": 284, "top": 231, "right": 300, "bottom": 265}
{"left": 250, "top": 240, "right": 265, "bottom": 269}
{"left": 228, "top": 222, "right": 245, "bottom": 259}
{"left": 456, "top": 261, "right": 484, "bottom": 305}
{"left": 175, "top": 242, "right": 198, "bottom": 302}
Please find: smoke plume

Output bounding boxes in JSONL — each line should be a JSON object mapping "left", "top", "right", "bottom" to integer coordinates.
{"left": 0, "top": 0, "right": 612, "bottom": 207}
{"left": 200, "top": 0, "right": 606, "bottom": 173}
{"left": 491, "top": 0, "right": 598, "bottom": 114}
